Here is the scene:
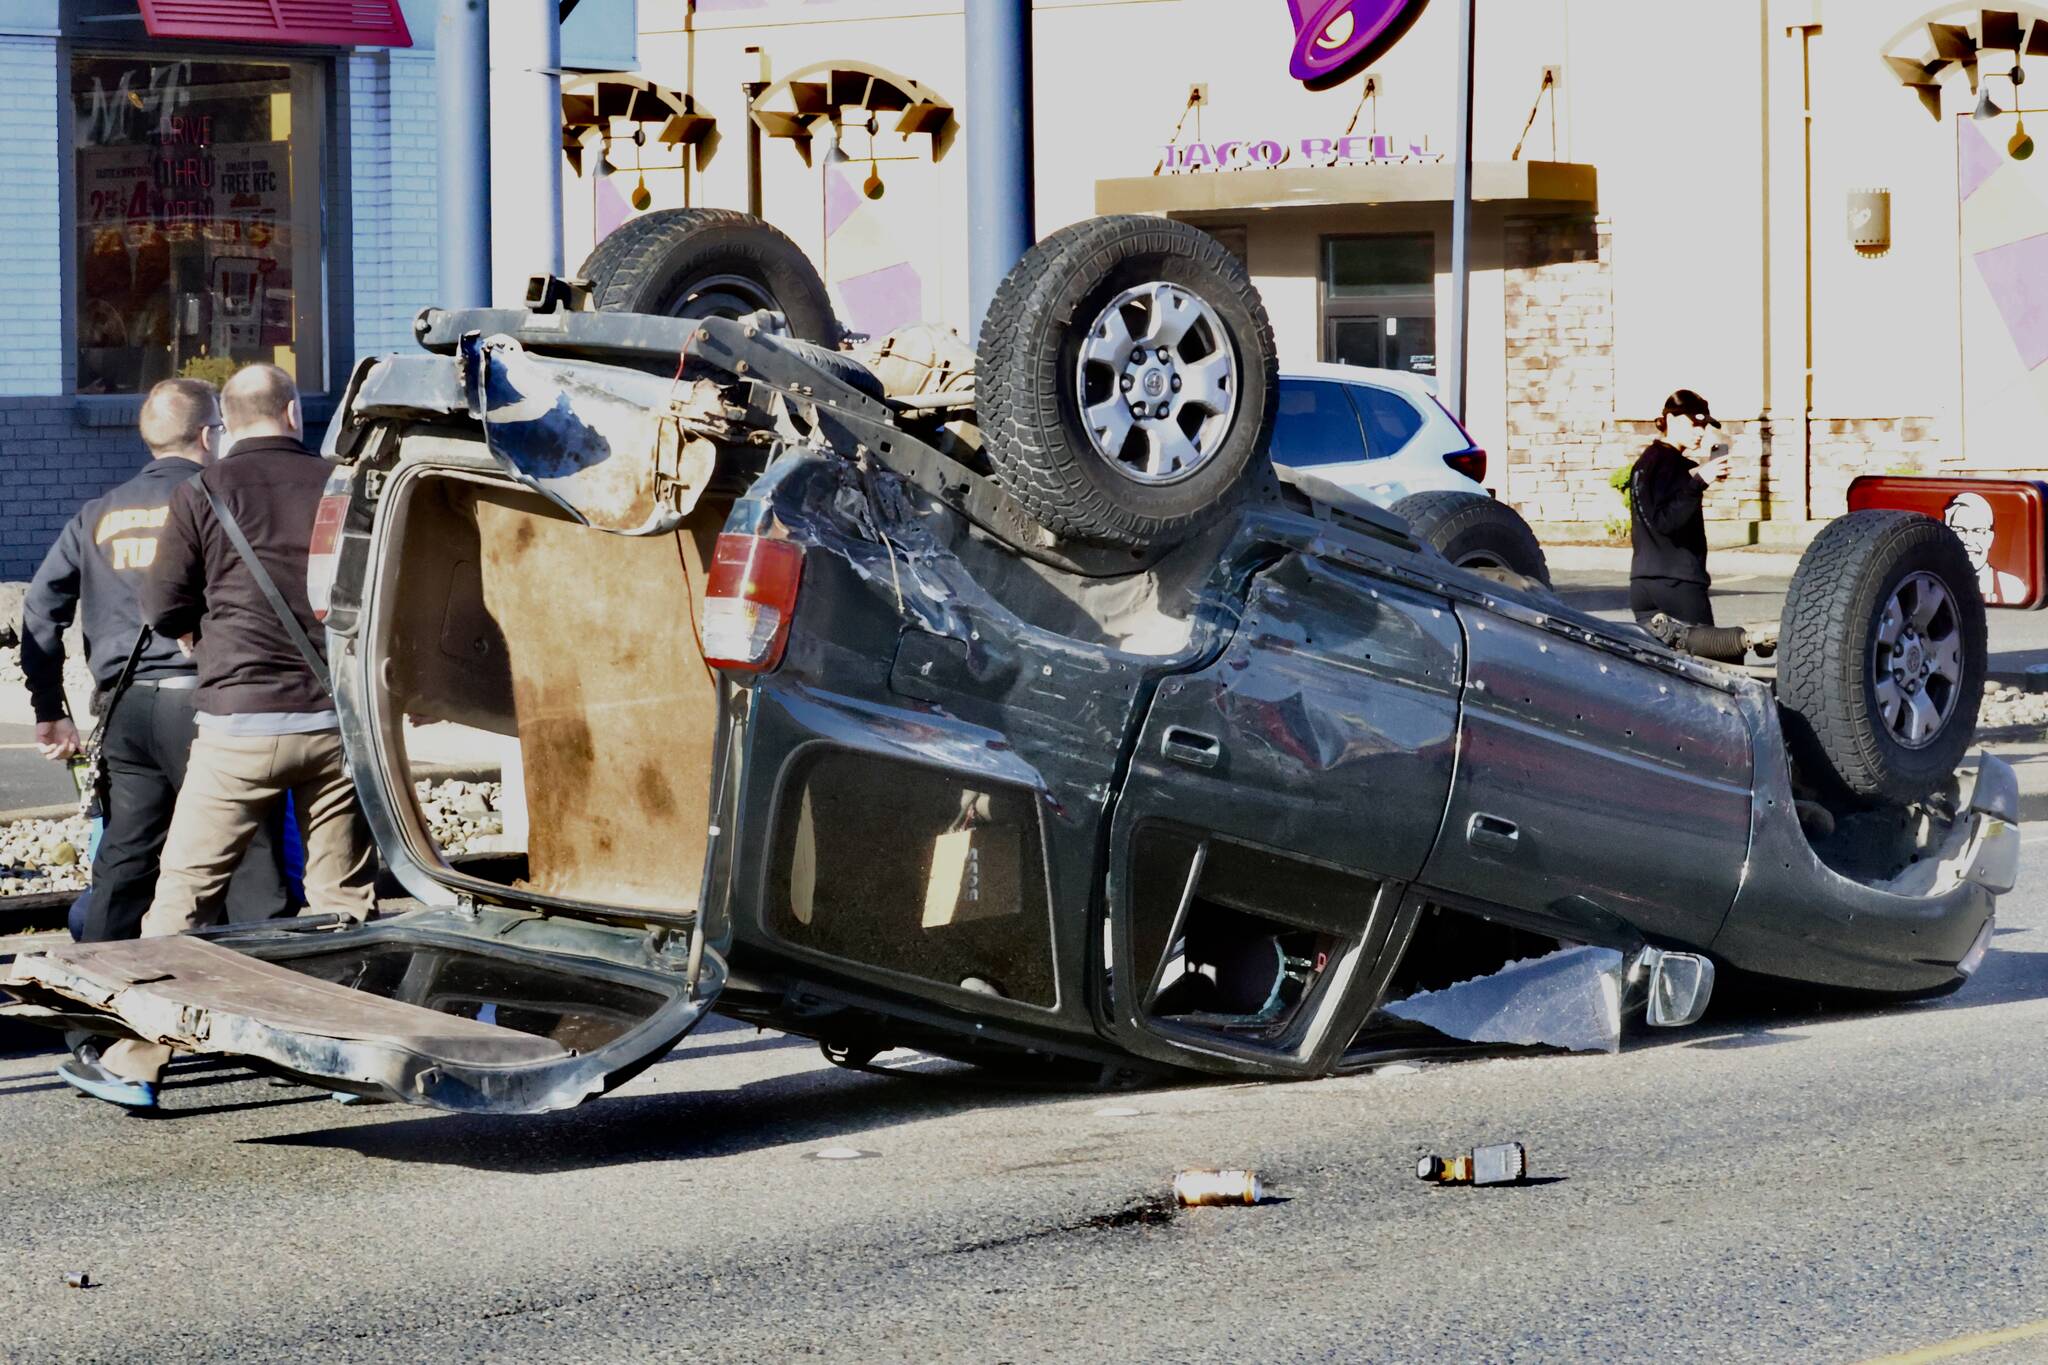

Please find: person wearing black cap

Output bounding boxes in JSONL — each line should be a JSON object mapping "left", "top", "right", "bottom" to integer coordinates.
{"left": 1628, "top": 388, "right": 1729, "bottom": 627}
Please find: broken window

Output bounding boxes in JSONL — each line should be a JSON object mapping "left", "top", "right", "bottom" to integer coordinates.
{"left": 767, "top": 753, "right": 1057, "bottom": 1007}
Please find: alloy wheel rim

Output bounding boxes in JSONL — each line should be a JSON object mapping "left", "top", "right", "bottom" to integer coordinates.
{"left": 1871, "top": 570, "right": 1965, "bottom": 750}
{"left": 1074, "top": 282, "right": 1240, "bottom": 485}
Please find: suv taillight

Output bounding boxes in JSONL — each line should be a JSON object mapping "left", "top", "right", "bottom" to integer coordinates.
{"left": 1444, "top": 448, "right": 1487, "bottom": 483}
{"left": 702, "top": 533, "right": 803, "bottom": 672}
{"left": 307, "top": 470, "right": 349, "bottom": 622}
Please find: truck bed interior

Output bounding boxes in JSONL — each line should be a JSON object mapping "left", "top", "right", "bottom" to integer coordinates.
{"left": 374, "top": 471, "right": 722, "bottom": 918}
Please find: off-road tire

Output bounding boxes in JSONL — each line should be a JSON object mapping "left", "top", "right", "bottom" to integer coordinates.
{"left": 1393, "top": 490, "right": 1551, "bottom": 585}
{"left": 1777, "top": 510, "right": 1986, "bottom": 805}
{"left": 578, "top": 208, "right": 841, "bottom": 346}
{"left": 978, "top": 216, "right": 1278, "bottom": 548}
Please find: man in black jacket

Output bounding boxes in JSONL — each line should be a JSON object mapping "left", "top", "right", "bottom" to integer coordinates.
{"left": 68, "top": 366, "right": 374, "bottom": 1109}
{"left": 21, "top": 379, "right": 288, "bottom": 949}
{"left": 1629, "top": 388, "right": 1729, "bottom": 627}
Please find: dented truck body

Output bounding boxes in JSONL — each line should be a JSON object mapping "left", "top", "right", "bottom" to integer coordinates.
{"left": 3, "top": 307, "right": 2019, "bottom": 1113}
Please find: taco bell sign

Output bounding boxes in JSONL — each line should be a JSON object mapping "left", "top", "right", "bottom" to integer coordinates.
{"left": 1287, "top": 0, "right": 1431, "bottom": 89}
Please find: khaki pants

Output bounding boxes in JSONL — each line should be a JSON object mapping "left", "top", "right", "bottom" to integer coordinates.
{"left": 102, "top": 729, "right": 376, "bottom": 1085}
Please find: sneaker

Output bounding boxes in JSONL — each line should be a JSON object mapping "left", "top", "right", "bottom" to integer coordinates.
{"left": 55, "top": 1057, "right": 159, "bottom": 1110}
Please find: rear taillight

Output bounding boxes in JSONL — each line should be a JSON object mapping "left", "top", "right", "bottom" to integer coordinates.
{"left": 307, "top": 471, "right": 349, "bottom": 622}
{"left": 702, "top": 533, "right": 803, "bottom": 672}
{"left": 1444, "top": 448, "right": 1488, "bottom": 483}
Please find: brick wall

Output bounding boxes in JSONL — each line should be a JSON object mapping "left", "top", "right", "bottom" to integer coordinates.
{"left": 1786, "top": 416, "right": 1944, "bottom": 521}
{"left": 345, "top": 48, "right": 440, "bottom": 367}
{"left": 0, "top": 399, "right": 152, "bottom": 580}
{"left": 1502, "top": 216, "right": 1634, "bottom": 525}
{"left": 1502, "top": 216, "right": 1941, "bottom": 529}
{"left": 0, "top": 34, "right": 63, "bottom": 399}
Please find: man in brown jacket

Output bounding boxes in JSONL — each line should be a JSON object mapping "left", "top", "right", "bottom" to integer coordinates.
{"left": 62, "top": 365, "right": 375, "bottom": 1109}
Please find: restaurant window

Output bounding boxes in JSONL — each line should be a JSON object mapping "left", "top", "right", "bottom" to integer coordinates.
{"left": 1322, "top": 234, "right": 1436, "bottom": 376}
{"left": 72, "top": 54, "right": 325, "bottom": 396}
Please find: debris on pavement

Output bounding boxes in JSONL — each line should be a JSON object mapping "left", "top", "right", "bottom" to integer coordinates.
{"left": 1417, "top": 1142, "right": 1528, "bottom": 1186}
{"left": 806, "top": 1147, "right": 878, "bottom": 1161}
{"left": 1381, "top": 945, "right": 1627, "bottom": 1054}
{"left": 64, "top": 1272, "right": 92, "bottom": 1289}
{"left": 1173, "top": 1169, "right": 1264, "bottom": 1207}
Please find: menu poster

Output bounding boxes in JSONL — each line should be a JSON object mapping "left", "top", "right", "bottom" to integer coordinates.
{"left": 76, "top": 139, "right": 295, "bottom": 368}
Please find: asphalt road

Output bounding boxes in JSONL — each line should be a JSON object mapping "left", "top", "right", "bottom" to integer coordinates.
{"left": 2, "top": 838, "right": 2045, "bottom": 1364}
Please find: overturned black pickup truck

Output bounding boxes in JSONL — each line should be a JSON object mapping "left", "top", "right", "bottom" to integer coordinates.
{"left": 3, "top": 214, "right": 2020, "bottom": 1114}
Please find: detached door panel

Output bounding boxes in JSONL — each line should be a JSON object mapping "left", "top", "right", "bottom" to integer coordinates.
{"left": 1, "top": 909, "right": 721, "bottom": 1114}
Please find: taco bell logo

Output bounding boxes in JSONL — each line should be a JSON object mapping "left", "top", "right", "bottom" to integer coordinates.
{"left": 1287, "top": 0, "right": 1430, "bottom": 89}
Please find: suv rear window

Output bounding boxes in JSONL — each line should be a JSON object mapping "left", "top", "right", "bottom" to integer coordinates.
{"left": 1270, "top": 380, "right": 1366, "bottom": 468}
{"left": 1349, "top": 385, "right": 1425, "bottom": 460}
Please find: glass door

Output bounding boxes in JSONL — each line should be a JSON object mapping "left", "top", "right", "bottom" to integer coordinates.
{"left": 1322, "top": 234, "right": 1436, "bottom": 376}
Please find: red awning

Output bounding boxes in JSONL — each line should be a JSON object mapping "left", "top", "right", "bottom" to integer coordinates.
{"left": 138, "top": 0, "right": 413, "bottom": 48}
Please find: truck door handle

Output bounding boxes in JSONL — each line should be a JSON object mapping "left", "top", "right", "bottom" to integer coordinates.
{"left": 1467, "top": 813, "right": 1521, "bottom": 853}
{"left": 1161, "top": 727, "right": 1221, "bottom": 770}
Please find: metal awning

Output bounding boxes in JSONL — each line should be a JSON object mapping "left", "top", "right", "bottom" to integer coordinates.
{"left": 1095, "top": 160, "right": 1597, "bottom": 217}
{"left": 137, "top": 0, "right": 411, "bottom": 47}
{"left": 561, "top": 73, "right": 714, "bottom": 176}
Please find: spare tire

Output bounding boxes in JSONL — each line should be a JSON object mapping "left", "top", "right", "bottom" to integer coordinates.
{"left": 978, "top": 216, "right": 1278, "bottom": 549}
{"left": 1777, "top": 510, "right": 1986, "bottom": 805}
{"left": 1392, "top": 490, "right": 1550, "bottom": 586}
{"left": 578, "top": 209, "right": 841, "bottom": 346}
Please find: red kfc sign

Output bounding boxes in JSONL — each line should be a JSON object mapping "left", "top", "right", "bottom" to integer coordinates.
{"left": 1848, "top": 475, "right": 2048, "bottom": 610}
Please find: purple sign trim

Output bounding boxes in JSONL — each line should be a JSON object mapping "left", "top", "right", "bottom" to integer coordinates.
{"left": 1286, "top": 0, "right": 1427, "bottom": 88}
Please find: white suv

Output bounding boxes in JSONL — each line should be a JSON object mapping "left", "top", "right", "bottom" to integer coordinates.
{"left": 1269, "top": 363, "right": 1488, "bottom": 508}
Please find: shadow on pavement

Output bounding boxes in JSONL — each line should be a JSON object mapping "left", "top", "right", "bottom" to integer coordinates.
{"left": 238, "top": 1059, "right": 1116, "bottom": 1173}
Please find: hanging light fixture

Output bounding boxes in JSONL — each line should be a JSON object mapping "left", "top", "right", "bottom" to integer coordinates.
{"left": 2012, "top": 113, "right": 2036, "bottom": 159}
{"left": 862, "top": 113, "right": 886, "bottom": 199}
{"left": 631, "top": 126, "right": 652, "bottom": 210}
{"left": 1975, "top": 83, "right": 2005, "bottom": 119}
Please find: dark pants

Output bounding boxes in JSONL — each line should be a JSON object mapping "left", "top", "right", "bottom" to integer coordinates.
{"left": 1630, "top": 577, "right": 1715, "bottom": 628}
{"left": 79, "top": 681, "right": 291, "bottom": 942}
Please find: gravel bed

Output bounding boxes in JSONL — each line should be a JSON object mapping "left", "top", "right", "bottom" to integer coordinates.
{"left": 416, "top": 778, "right": 507, "bottom": 855}
{"left": 0, "top": 781, "right": 509, "bottom": 898}
{"left": 0, "top": 811, "right": 91, "bottom": 899}
{"left": 0, "top": 582, "right": 96, "bottom": 716}
{"left": 1981, "top": 681, "right": 2048, "bottom": 732}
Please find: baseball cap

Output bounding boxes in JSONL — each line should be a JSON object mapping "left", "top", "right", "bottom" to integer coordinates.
{"left": 1661, "top": 388, "right": 1721, "bottom": 429}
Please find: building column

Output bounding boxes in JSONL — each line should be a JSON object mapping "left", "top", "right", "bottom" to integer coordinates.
{"left": 491, "top": 0, "right": 563, "bottom": 305}
{"left": 965, "top": 0, "right": 1034, "bottom": 341}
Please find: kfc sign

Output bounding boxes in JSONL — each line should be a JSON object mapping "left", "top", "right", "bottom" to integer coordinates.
{"left": 1848, "top": 475, "right": 2048, "bottom": 610}
{"left": 1286, "top": 0, "right": 1431, "bottom": 89}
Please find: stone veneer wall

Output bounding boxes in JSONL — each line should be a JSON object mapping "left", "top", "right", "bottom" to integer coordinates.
{"left": 1501, "top": 216, "right": 1942, "bottom": 529}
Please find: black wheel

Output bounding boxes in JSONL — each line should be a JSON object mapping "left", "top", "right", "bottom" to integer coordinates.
{"left": 978, "top": 216, "right": 1278, "bottom": 548}
{"left": 577, "top": 209, "right": 841, "bottom": 346}
{"left": 1392, "top": 490, "right": 1551, "bottom": 586}
{"left": 1777, "top": 510, "right": 1987, "bottom": 805}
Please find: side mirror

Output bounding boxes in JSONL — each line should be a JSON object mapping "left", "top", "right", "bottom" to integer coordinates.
{"left": 1636, "top": 948, "right": 1715, "bottom": 1028}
